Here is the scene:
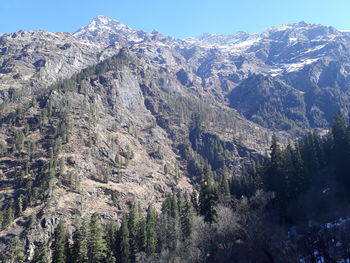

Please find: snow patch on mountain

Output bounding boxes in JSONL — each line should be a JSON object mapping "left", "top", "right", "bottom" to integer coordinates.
{"left": 184, "top": 32, "right": 261, "bottom": 52}
{"left": 282, "top": 58, "right": 319, "bottom": 72}
{"left": 268, "top": 58, "right": 320, "bottom": 76}
{"left": 269, "top": 68, "right": 283, "bottom": 77}
{"left": 289, "top": 37, "right": 299, "bottom": 42}
{"left": 304, "top": 44, "right": 326, "bottom": 54}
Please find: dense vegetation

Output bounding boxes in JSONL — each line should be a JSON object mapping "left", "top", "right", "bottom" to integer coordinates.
{"left": 0, "top": 96, "right": 72, "bottom": 232}
{"left": 2, "top": 113, "right": 348, "bottom": 263}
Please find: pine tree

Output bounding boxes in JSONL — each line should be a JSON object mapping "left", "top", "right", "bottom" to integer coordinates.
{"left": 302, "top": 133, "right": 321, "bottom": 180}
{"left": 32, "top": 241, "right": 49, "bottom": 263}
{"left": 88, "top": 213, "right": 107, "bottom": 263}
{"left": 168, "top": 195, "right": 180, "bottom": 250}
{"left": 199, "top": 165, "right": 217, "bottom": 223}
{"left": 128, "top": 204, "right": 141, "bottom": 262}
{"left": 269, "top": 134, "right": 283, "bottom": 178}
{"left": 145, "top": 204, "right": 157, "bottom": 255}
{"left": 105, "top": 222, "right": 117, "bottom": 263}
{"left": 287, "top": 144, "right": 305, "bottom": 197}
{"left": 3, "top": 206, "right": 15, "bottom": 228}
{"left": 159, "top": 195, "right": 180, "bottom": 251}
{"left": 219, "top": 174, "right": 231, "bottom": 204}
{"left": 332, "top": 113, "right": 350, "bottom": 200}
{"left": 190, "top": 191, "right": 199, "bottom": 213}
{"left": 161, "top": 195, "right": 172, "bottom": 217}
{"left": 72, "top": 219, "right": 89, "bottom": 263}
{"left": 138, "top": 217, "right": 147, "bottom": 253}
{"left": 180, "top": 196, "right": 194, "bottom": 243}
{"left": 189, "top": 112, "right": 203, "bottom": 151}
{"left": 119, "top": 215, "right": 130, "bottom": 263}
{"left": 264, "top": 134, "right": 287, "bottom": 210}
{"left": 66, "top": 235, "right": 74, "bottom": 263}
{"left": 52, "top": 221, "right": 67, "bottom": 263}
{"left": 16, "top": 194, "right": 24, "bottom": 217}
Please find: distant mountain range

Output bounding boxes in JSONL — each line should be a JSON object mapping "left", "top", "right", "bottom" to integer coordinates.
{"left": 2, "top": 16, "right": 350, "bottom": 130}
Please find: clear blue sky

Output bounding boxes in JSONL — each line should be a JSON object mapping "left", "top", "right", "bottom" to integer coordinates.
{"left": 1, "top": 0, "right": 349, "bottom": 38}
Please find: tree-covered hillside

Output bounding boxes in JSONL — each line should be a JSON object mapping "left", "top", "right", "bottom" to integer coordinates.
{"left": 3, "top": 113, "right": 349, "bottom": 263}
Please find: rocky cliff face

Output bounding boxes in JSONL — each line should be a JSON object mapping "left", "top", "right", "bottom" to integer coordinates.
{"left": 0, "top": 30, "right": 100, "bottom": 94}
{"left": 0, "top": 16, "right": 349, "bottom": 260}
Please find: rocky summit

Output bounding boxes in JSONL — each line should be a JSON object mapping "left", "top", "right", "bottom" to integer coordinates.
{"left": 0, "top": 16, "right": 349, "bottom": 261}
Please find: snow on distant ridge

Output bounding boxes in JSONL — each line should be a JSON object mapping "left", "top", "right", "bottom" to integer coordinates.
{"left": 269, "top": 24, "right": 293, "bottom": 32}
{"left": 184, "top": 32, "right": 261, "bottom": 52}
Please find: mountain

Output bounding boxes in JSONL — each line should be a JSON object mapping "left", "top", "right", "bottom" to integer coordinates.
{"left": 0, "top": 16, "right": 349, "bottom": 261}
{"left": 183, "top": 22, "right": 350, "bottom": 129}
{"left": 73, "top": 15, "right": 148, "bottom": 46}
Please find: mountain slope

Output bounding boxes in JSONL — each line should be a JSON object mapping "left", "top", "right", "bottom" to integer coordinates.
{"left": 0, "top": 47, "right": 273, "bottom": 260}
{"left": 0, "top": 16, "right": 350, "bottom": 261}
{"left": 184, "top": 22, "right": 350, "bottom": 130}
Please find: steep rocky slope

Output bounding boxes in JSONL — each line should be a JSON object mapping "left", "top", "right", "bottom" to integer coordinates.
{"left": 0, "top": 47, "right": 272, "bottom": 261}
{"left": 0, "top": 30, "right": 100, "bottom": 95}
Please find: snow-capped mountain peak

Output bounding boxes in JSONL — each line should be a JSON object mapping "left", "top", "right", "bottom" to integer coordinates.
{"left": 89, "top": 15, "right": 130, "bottom": 31}
{"left": 73, "top": 15, "right": 144, "bottom": 46}
{"left": 93, "top": 15, "right": 114, "bottom": 24}
{"left": 74, "top": 15, "right": 131, "bottom": 36}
